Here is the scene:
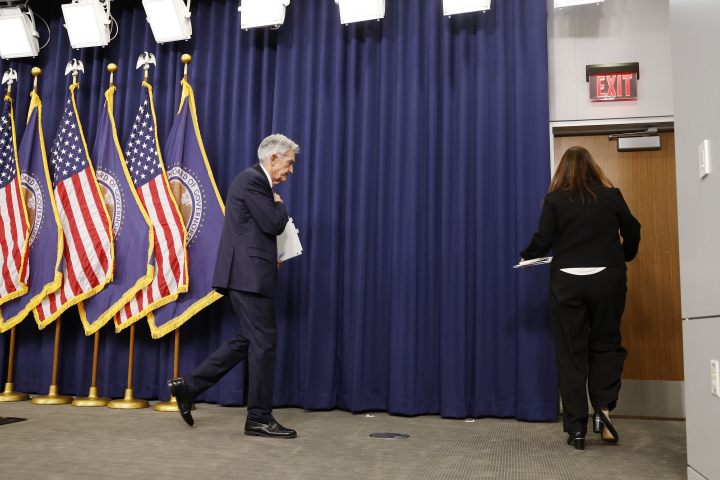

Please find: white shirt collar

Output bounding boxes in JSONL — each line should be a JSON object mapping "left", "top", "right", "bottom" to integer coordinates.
{"left": 260, "top": 164, "right": 273, "bottom": 189}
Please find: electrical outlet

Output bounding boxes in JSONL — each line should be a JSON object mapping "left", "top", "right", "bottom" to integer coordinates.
{"left": 711, "top": 360, "right": 720, "bottom": 397}
{"left": 699, "top": 140, "right": 710, "bottom": 178}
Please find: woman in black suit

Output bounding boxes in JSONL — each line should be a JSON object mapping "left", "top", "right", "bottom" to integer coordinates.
{"left": 520, "top": 146, "right": 641, "bottom": 451}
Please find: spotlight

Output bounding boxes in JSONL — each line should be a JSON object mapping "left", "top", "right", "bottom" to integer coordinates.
{"left": 0, "top": 4, "right": 40, "bottom": 59}
{"left": 238, "top": 0, "right": 291, "bottom": 31}
{"left": 554, "top": 0, "right": 604, "bottom": 7}
{"left": 143, "top": 0, "right": 192, "bottom": 44}
{"left": 61, "top": 0, "right": 112, "bottom": 49}
{"left": 443, "top": 0, "right": 491, "bottom": 16}
{"left": 334, "top": 0, "right": 385, "bottom": 25}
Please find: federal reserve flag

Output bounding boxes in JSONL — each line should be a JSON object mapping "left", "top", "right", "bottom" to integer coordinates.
{"left": 147, "top": 80, "right": 224, "bottom": 339}
{"left": 0, "top": 94, "right": 30, "bottom": 307}
{"left": 0, "top": 92, "right": 62, "bottom": 332}
{"left": 115, "top": 82, "right": 188, "bottom": 331}
{"left": 77, "top": 86, "right": 154, "bottom": 335}
{"left": 35, "top": 84, "right": 114, "bottom": 327}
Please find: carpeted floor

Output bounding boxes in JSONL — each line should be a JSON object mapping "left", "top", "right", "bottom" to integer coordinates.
{"left": 0, "top": 401, "right": 687, "bottom": 479}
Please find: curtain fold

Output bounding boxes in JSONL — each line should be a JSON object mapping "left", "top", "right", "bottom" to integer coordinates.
{"left": 0, "top": 0, "right": 556, "bottom": 420}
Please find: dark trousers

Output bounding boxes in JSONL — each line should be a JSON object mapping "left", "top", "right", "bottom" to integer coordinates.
{"left": 183, "top": 289, "right": 277, "bottom": 424}
{"left": 549, "top": 268, "right": 628, "bottom": 435}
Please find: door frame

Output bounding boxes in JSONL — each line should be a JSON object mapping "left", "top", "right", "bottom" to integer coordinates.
{"left": 548, "top": 118, "right": 685, "bottom": 419}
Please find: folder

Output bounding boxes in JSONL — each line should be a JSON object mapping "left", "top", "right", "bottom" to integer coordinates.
{"left": 513, "top": 257, "right": 552, "bottom": 268}
{"left": 277, "top": 218, "right": 303, "bottom": 261}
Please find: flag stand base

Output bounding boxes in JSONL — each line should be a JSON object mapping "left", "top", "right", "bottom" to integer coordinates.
{"left": 31, "top": 385, "right": 73, "bottom": 405}
{"left": 1, "top": 327, "right": 30, "bottom": 402}
{"left": 72, "top": 387, "right": 111, "bottom": 407}
{"left": 0, "top": 383, "right": 30, "bottom": 402}
{"left": 154, "top": 396, "right": 195, "bottom": 412}
{"left": 73, "top": 332, "right": 110, "bottom": 406}
{"left": 32, "top": 319, "right": 72, "bottom": 405}
{"left": 107, "top": 389, "right": 149, "bottom": 409}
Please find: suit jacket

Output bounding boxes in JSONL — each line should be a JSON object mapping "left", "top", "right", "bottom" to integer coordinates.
{"left": 212, "top": 164, "right": 289, "bottom": 297}
{"left": 520, "top": 186, "right": 641, "bottom": 272}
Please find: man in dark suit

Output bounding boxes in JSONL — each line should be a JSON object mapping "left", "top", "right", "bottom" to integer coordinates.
{"left": 168, "top": 134, "right": 298, "bottom": 439}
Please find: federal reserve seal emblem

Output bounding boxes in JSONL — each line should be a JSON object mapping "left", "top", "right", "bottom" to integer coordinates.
{"left": 167, "top": 166, "right": 203, "bottom": 244}
{"left": 21, "top": 173, "right": 44, "bottom": 247}
{"left": 96, "top": 170, "right": 123, "bottom": 236}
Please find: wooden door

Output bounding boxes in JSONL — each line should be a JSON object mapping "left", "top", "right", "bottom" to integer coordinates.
{"left": 553, "top": 132, "right": 683, "bottom": 381}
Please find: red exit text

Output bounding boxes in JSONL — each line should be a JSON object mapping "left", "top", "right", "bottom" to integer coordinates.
{"left": 589, "top": 73, "right": 637, "bottom": 101}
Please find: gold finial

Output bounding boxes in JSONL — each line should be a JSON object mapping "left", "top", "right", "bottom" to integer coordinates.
{"left": 181, "top": 54, "right": 192, "bottom": 82}
{"left": 31, "top": 67, "right": 42, "bottom": 92}
{"left": 108, "top": 63, "right": 117, "bottom": 88}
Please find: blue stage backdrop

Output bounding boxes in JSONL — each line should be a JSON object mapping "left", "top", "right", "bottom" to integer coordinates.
{"left": 0, "top": 0, "right": 556, "bottom": 420}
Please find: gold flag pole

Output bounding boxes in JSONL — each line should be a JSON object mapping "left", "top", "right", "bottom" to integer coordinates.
{"left": 107, "top": 323, "right": 149, "bottom": 409}
{"left": 107, "top": 57, "right": 156, "bottom": 410}
{"left": 0, "top": 327, "right": 30, "bottom": 402}
{"left": 72, "top": 63, "right": 120, "bottom": 408}
{"left": 31, "top": 316, "right": 73, "bottom": 404}
{"left": 154, "top": 54, "right": 195, "bottom": 413}
{"left": 33, "top": 60, "right": 87, "bottom": 406}
{"left": 0, "top": 68, "right": 29, "bottom": 403}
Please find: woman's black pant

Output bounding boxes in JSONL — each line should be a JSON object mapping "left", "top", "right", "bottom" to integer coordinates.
{"left": 549, "top": 268, "right": 629, "bottom": 435}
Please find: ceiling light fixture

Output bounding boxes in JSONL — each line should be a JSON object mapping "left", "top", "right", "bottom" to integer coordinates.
{"left": 554, "top": 0, "right": 604, "bottom": 8}
{"left": 61, "top": 0, "right": 113, "bottom": 49}
{"left": 443, "top": 0, "right": 492, "bottom": 17}
{"left": 0, "top": 3, "right": 40, "bottom": 59}
{"left": 334, "top": 0, "right": 385, "bottom": 25}
{"left": 238, "top": 0, "right": 290, "bottom": 31}
{"left": 143, "top": 0, "right": 192, "bottom": 44}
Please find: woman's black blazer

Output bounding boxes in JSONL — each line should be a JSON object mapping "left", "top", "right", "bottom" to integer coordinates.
{"left": 520, "top": 187, "right": 641, "bottom": 272}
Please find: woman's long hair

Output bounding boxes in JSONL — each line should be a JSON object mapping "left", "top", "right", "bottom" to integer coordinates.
{"left": 549, "top": 146, "right": 613, "bottom": 203}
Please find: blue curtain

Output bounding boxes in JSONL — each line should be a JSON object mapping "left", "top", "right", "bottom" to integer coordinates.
{"left": 0, "top": 0, "right": 556, "bottom": 420}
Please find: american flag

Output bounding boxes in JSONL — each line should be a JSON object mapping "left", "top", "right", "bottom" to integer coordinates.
{"left": 115, "top": 84, "right": 187, "bottom": 327}
{"left": 0, "top": 96, "right": 29, "bottom": 303}
{"left": 35, "top": 86, "right": 113, "bottom": 325}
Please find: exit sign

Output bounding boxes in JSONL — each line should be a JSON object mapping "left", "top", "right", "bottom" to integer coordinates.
{"left": 586, "top": 63, "right": 640, "bottom": 102}
{"left": 589, "top": 73, "right": 637, "bottom": 101}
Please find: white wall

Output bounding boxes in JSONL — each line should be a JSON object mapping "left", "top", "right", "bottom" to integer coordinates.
{"left": 669, "top": 0, "right": 720, "bottom": 478}
{"left": 547, "top": 0, "right": 674, "bottom": 122}
{"left": 684, "top": 320, "right": 720, "bottom": 480}
{"left": 669, "top": 0, "right": 720, "bottom": 320}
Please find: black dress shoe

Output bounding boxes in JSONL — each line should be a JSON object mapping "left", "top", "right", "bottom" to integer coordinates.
{"left": 244, "top": 419, "right": 297, "bottom": 439}
{"left": 593, "top": 410, "right": 618, "bottom": 444}
{"left": 566, "top": 432, "right": 585, "bottom": 450}
{"left": 167, "top": 378, "right": 194, "bottom": 427}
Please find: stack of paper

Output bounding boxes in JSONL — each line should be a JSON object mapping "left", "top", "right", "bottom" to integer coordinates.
{"left": 277, "top": 218, "right": 303, "bottom": 261}
{"left": 513, "top": 257, "right": 552, "bottom": 269}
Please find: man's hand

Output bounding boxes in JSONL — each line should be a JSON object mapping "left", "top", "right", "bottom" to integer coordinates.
{"left": 274, "top": 192, "right": 283, "bottom": 203}
{"left": 278, "top": 259, "right": 283, "bottom": 270}
{"left": 520, "top": 258, "right": 534, "bottom": 269}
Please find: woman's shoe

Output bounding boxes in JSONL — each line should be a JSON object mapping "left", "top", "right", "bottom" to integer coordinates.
{"left": 594, "top": 410, "right": 619, "bottom": 444}
{"left": 566, "top": 432, "right": 585, "bottom": 450}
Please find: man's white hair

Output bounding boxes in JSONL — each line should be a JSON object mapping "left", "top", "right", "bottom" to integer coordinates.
{"left": 257, "top": 134, "right": 299, "bottom": 165}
